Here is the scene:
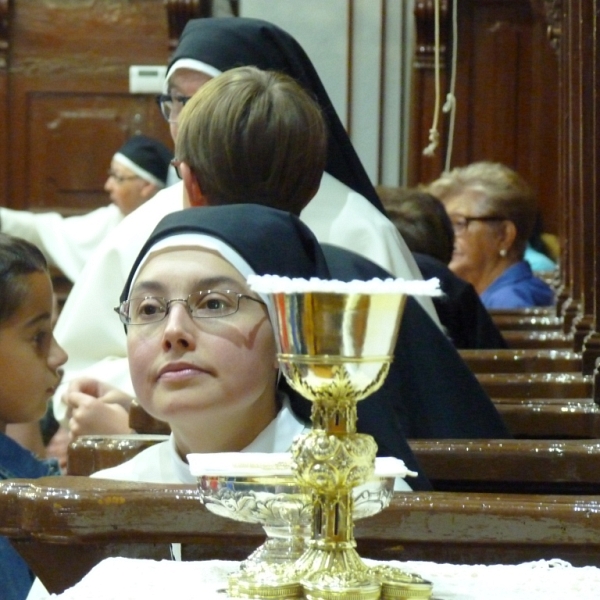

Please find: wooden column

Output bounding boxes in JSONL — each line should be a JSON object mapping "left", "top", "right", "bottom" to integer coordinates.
{"left": 0, "top": 0, "right": 9, "bottom": 206}
{"left": 572, "top": 0, "right": 596, "bottom": 349}
{"left": 165, "top": 0, "right": 214, "bottom": 51}
{"left": 558, "top": 0, "right": 583, "bottom": 336}
{"left": 539, "top": 0, "right": 570, "bottom": 316}
{"left": 581, "top": 0, "right": 600, "bottom": 374}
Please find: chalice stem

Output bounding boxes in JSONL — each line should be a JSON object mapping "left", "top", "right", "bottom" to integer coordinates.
{"left": 312, "top": 492, "right": 354, "bottom": 542}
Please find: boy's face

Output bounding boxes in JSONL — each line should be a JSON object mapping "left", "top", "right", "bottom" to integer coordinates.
{"left": 126, "top": 248, "right": 278, "bottom": 454}
{"left": 0, "top": 272, "right": 67, "bottom": 428}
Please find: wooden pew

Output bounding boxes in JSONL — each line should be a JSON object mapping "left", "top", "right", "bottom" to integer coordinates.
{"left": 460, "top": 349, "right": 582, "bottom": 373}
{"left": 491, "top": 315, "right": 563, "bottom": 332}
{"left": 128, "top": 400, "right": 170, "bottom": 435}
{"left": 488, "top": 307, "right": 558, "bottom": 318}
{"left": 477, "top": 372, "right": 593, "bottom": 399}
{"left": 472, "top": 370, "right": 600, "bottom": 439}
{"left": 65, "top": 401, "right": 171, "bottom": 476}
{"left": 67, "top": 373, "right": 599, "bottom": 478}
{"left": 409, "top": 439, "right": 600, "bottom": 494}
{"left": 495, "top": 400, "right": 600, "bottom": 439}
{"left": 501, "top": 330, "right": 574, "bottom": 349}
{"left": 3, "top": 477, "right": 600, "bottom": 594}
{"left": 67, "top": 434, "right": 169, "bottom": 476}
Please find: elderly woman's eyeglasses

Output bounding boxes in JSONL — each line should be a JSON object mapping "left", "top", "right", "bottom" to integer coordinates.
{"left": 450, "top": 215, "right": 506, "bottom": 235}
{"left": 155, "top": 94, "right": 192, "bottom": 123}
{"left": 114, "top": 290, "right": 266, "bottom": 325}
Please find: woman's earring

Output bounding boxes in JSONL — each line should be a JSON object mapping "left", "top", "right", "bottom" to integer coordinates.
{"left": 499, "top": 248, "right": 507, "bottom": 257}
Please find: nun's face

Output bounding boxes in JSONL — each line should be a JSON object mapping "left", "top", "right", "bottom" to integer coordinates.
{"left": 167, "top": 69, "right": 213, "bottom": 141}
{"left": 105, "top": 159, "right": 157, "bottom": 216}
{"left": 126, "top": 248, "right": 278, "bottom": 451}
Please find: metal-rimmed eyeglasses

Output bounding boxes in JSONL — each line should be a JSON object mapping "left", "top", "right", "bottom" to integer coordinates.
{"left": 450, "top": 214, "right": 506, "bottom": 235}
{"left": 155, "top": 94, "right": 192, "bottom": 123}
{"left": 107, "top": 169, "right": 140, "bottom": 184}
{"left": 114, "top": 290, "right": 267, "bottom": 326}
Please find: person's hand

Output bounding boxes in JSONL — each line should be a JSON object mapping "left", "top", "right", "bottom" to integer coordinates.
{"left": 63, "top": 377, "right": 134, "bottom": 440}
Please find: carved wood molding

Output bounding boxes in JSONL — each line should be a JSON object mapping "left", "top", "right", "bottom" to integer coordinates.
{"left": 0, "top": 0, "right": 10, "bottom": 70}
{"left": 413, "top": 0, "right": 449, "bottom": 70}
{"left": 530, "top": 0, "right": 562, "bottom": 52}
{"left": 165, "top": 0, "right": 214, "bottom": 51}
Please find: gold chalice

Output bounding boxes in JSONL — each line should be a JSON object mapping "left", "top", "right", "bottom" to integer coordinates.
{"left": 248, "top": 276, "right": 439, "bottom": 600}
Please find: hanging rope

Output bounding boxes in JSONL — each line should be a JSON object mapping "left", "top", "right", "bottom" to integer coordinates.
{"left": 443, "top": 0, "right": 458, "bottom": 172}
{"left": 422, "top": 0, "right": 441, "bottom": 157}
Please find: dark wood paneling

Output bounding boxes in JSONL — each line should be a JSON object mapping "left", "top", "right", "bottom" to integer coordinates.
{"left": 23, "top": 90, "right": 166, "bottom": 212}
{"left": 3, "top": 0, "right": 172, "bottom": 212}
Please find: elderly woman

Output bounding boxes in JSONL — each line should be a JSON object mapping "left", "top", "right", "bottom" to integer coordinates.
{"left": 427, "top": 162, "right": 555, "bottom": 309}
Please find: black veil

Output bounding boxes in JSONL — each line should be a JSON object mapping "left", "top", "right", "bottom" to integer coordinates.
{"left": 168, "top": 17, "right": 385, "bottom": 214}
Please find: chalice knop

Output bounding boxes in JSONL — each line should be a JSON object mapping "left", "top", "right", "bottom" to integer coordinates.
{"left": 248, "top": 276, "right": 440, "bottom": 600}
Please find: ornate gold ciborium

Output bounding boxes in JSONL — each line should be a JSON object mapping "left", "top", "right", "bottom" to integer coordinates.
{"left": 248, "top": 276, "right": 440, "bottom": 600}
{"left": 188, "top": 453, "right": 308, "bottom": 598}
{"left": 188, "top": 453, "right": 410, "bottom": 599}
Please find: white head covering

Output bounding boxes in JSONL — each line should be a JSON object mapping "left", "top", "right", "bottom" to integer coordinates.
{"left": 129, "top": 233, "right": 273, "bottom": 313}
{"left": 163, "top": 59, "right": 222, "bottom": 93}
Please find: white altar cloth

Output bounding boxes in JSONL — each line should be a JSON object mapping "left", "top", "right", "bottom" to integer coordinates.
{"left": 42, "top": 557, "right": 600, "bottom": 600}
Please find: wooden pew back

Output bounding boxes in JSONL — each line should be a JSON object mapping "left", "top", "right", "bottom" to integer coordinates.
{"left": 460, "top": 349, "right": 582, "bottom": 373}
{"left": 3, "top": 477, "right": 600, "bottom": 593}
{"left": 409, "top": 439, "right": 600, "bottom": 494}
{"left": 67, "top": 434, "right": 169, "bottom": 476}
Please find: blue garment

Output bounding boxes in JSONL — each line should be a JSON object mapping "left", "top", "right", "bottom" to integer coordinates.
{"left": 524, "top": 243, "right": 557, "bottom": 272}
{"left": 0, "top": 433, "right": 60, "bottom": 600}
{"left": 480, "top": 261, "right": 555, "bottom": 309}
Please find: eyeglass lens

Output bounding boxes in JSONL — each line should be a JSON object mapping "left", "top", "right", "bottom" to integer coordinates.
{"left": 156, "top": 94, "right": 191, "bottom": 122}
{"left": 117, "top": 290, "right": 263, "bottom": 325}
{"left": 107, "top": 170, "right": 138, "bottom": 184}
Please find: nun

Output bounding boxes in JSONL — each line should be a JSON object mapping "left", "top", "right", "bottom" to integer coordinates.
{"left": 51, "top": 17, "right": 443, "bottom": 434}
{"left": 92, "top": 204, "right": 429, "bottom": 491}
{"left": 53, "top": 30, "right": 508, "bottom": 450}
{"left": 0, "top": 134, "right": 172, "bottom": 283}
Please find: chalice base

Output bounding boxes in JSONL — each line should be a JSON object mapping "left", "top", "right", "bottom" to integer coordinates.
{"left": 292, "top": 544, "right": 433, "bottom": 600}
{"left": 369, "top": 565, "right": 434, "bottom": 600}
{"left": 228, "top": 566, "right": 303, "bottom": 599}
{"left": 240, "top": 533, "right": 306, "bottom": 571}
{"left": 229, "top": 531, "right": 307, "bottom": 598}
{"left": 294, "top": 542, "right": 377, "bottom": 600}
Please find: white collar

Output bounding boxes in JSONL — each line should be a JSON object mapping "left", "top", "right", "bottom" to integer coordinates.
{"left": 169, "top": 394, "right": 307, "bottom": 483}
{"left": 241, "top": 394, "right": 308, "bottom": 453}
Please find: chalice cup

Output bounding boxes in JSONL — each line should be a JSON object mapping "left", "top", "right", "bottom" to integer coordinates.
{"left": 248, "top": 276, "right": 438, "bottom": 600}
